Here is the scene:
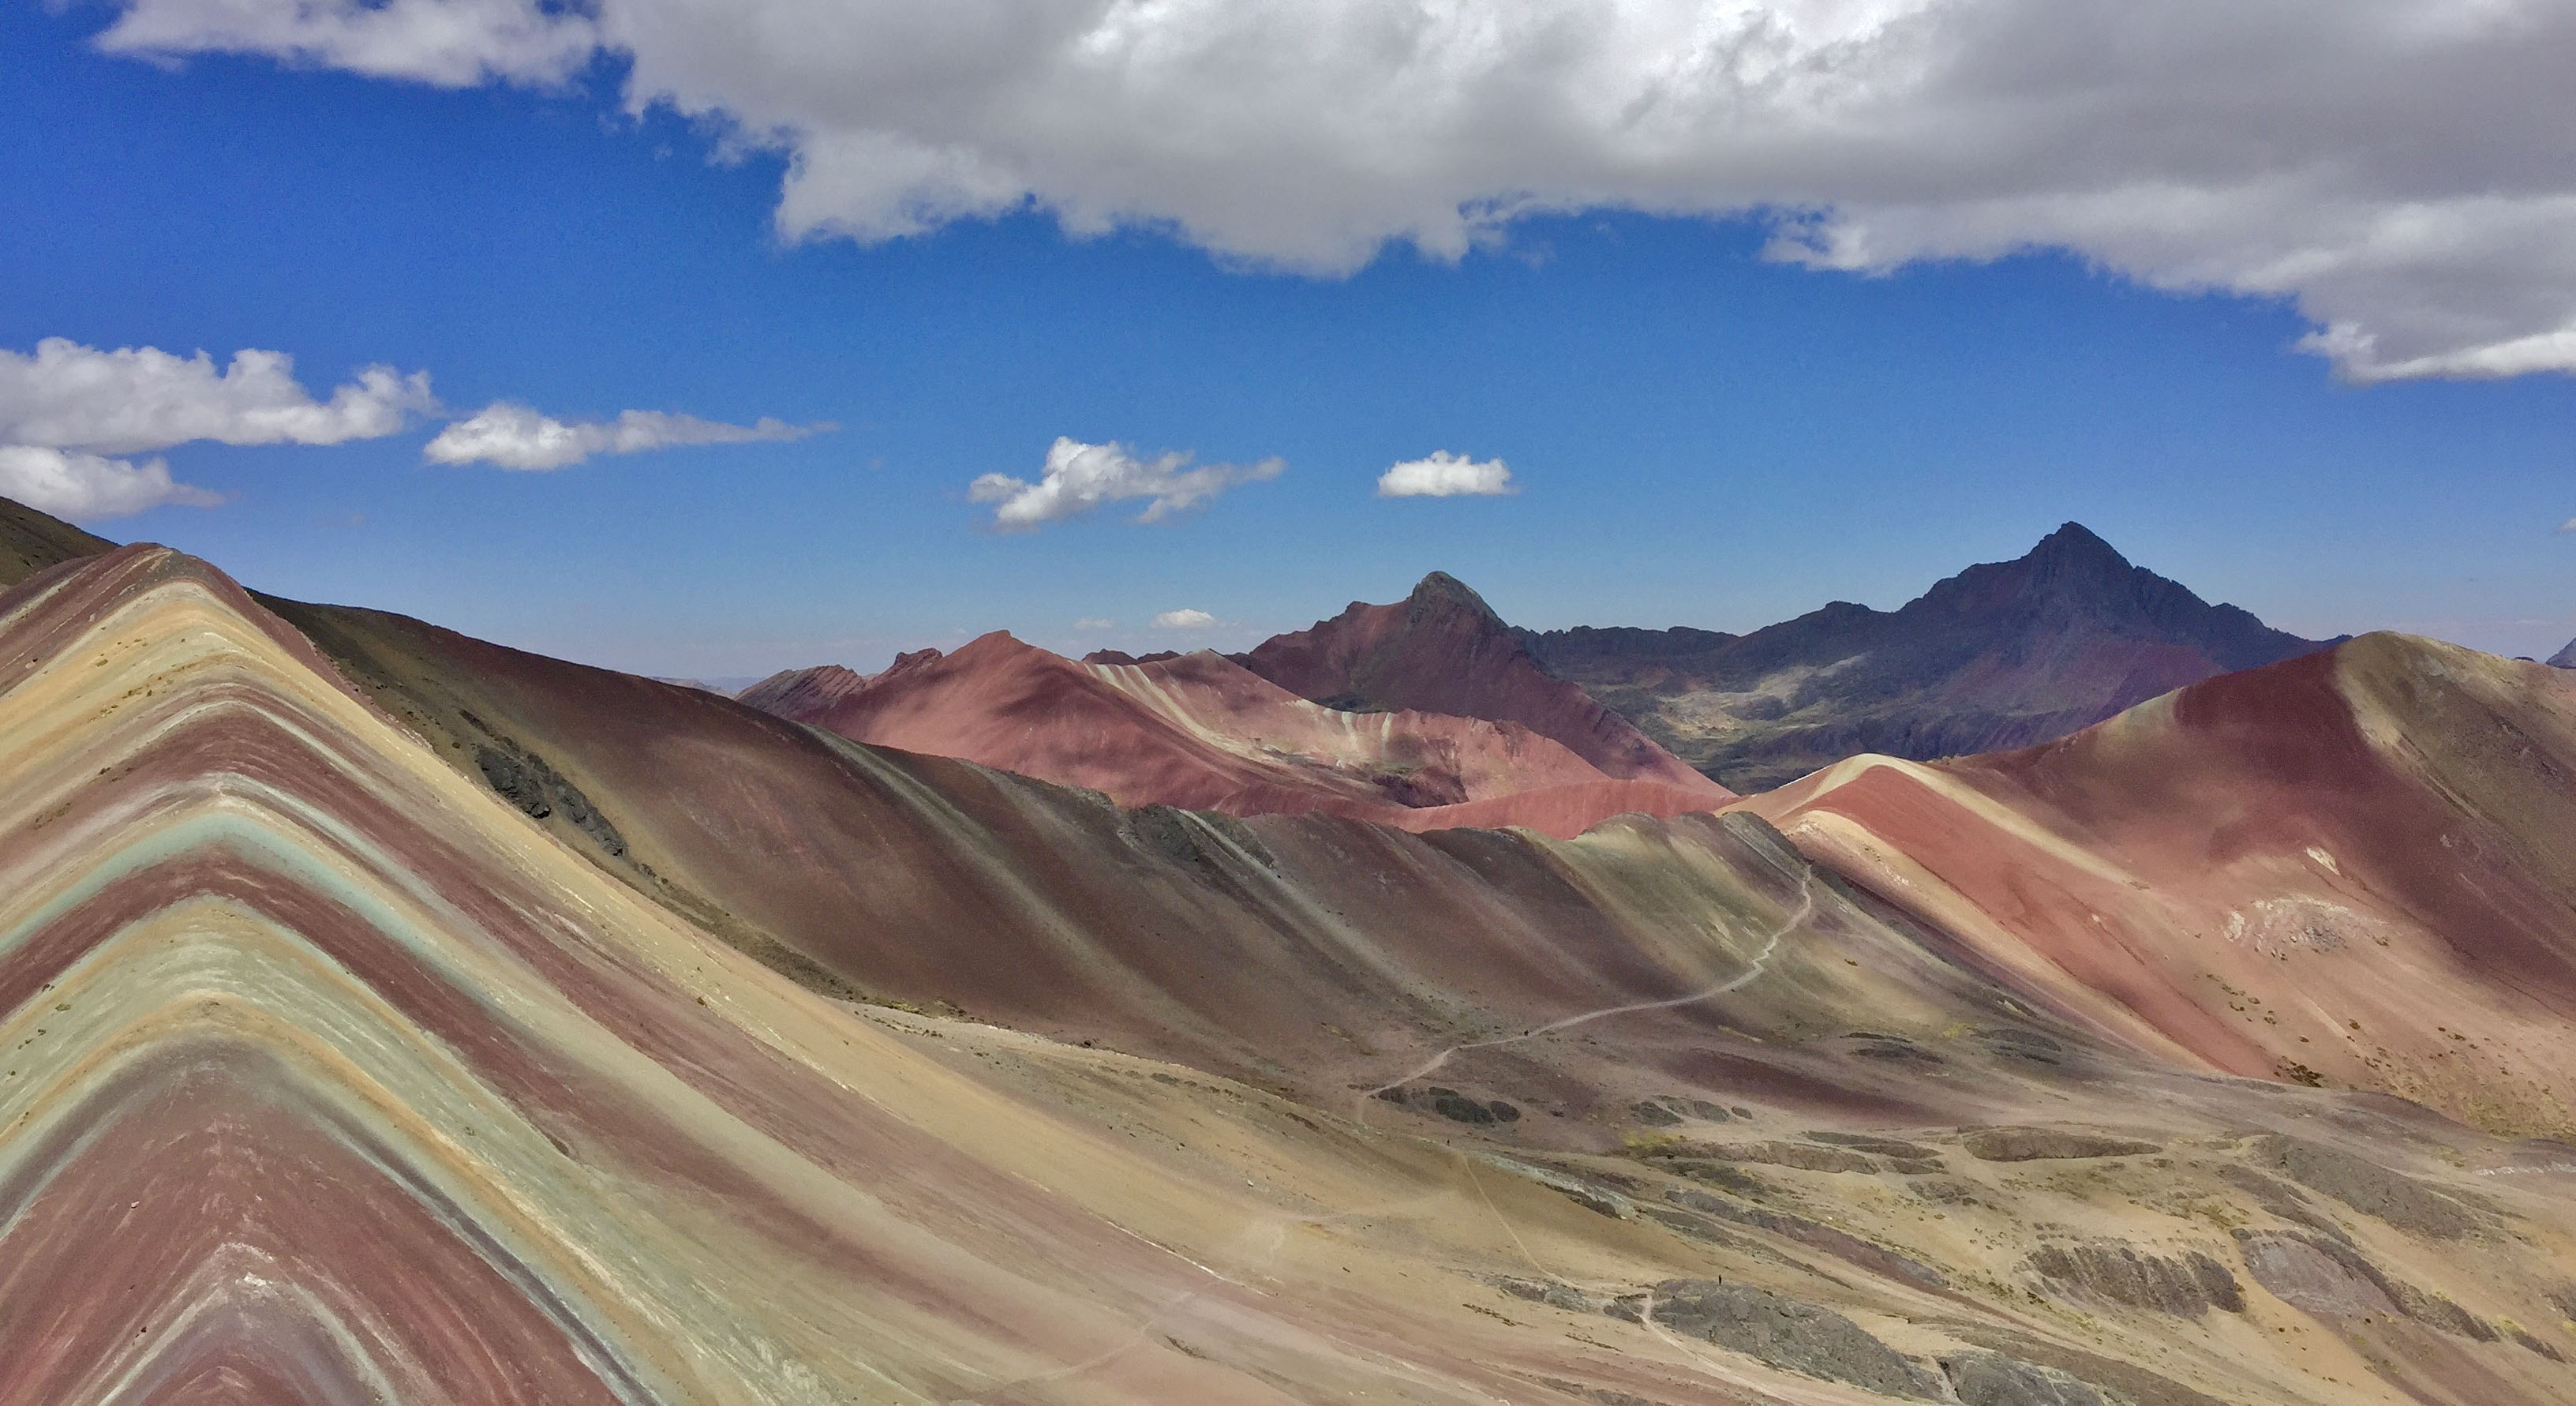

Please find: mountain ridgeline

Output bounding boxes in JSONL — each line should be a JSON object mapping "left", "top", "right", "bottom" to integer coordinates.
{"left": 0, "top": 493, "right": 113, "bottom": 587}
{"left": 1512, "top": 523, "right": 2340, "bottom": 790}
{"left": 1228, "top": 569, "right": 1717, "bottom": 790}
{"left": 10, "top": 490, "right": 2576, "bottom": 1405}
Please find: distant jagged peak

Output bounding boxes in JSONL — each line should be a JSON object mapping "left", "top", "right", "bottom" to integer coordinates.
{"left": 2026, "top": 520, "right": 2130, "bottom": 569}
{"left": 734, "top": 643, "right": 967, "bottom": 724}
{"left": 1908, "top": 521, "right": 2159, "bottom": 616}
{"left": 1232, "top": 572, "right": 1724, "bottom": 791}
{"left": 1402, "top": 569, "right": 1506, "bottom": 628}
{"left": 2550, "top": 636, "right": 2576, "bottom": 669}
{"left": 885, "top": 643, "right": 952, "bottom": 672}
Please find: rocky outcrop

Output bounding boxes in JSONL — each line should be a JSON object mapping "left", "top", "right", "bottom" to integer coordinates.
{"left": 470, "top": 738, "right": 631, "bottom": 859}
{"left": 2027, "top": 1243, "right": 2244, "bottom": 1316}
{"left": 1941, "top": 1352, "right": 2118, "bottom": 1406}
{"left": 1610, "top": 1280, "right": 1940, "bottom": 1398}
{"left": 1659, "top": 1188, "right": 1949, "bottom": 1290}
{"left": 2250, "top": 1136, "right": 2483, "bottom": 1239}
{"left": 2236, "top": 1229, "right": 2496, "bottom": 1339}
{"left": 1962, "top": 1127, "right": 2161, "bottom": 1162}
{"left": 1374, "top": 1084, "right": 1521, "bottom": 1124}
{"left": 1648, "top": 1140, "right": 1885, "bottom": 1174}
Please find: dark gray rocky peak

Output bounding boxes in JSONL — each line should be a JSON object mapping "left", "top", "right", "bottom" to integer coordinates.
{"left": 1402, "top": 570, "right": 1506, "bottom": 627}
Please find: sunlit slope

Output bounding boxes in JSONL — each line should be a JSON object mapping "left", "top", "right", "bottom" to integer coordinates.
{"left": 0, "top": 493, "right": 112, "bottom": 587}
{"left": 270, "top": 591, "right": 2073, "bottom": 1125}
{"left": 736, "top": 632, "right": 1726, "bottom": 834}
{"left": 10, "top": 546, "right": 2576, "bottom": 1405}
{"left": 1745, "top": 634, "right": 2576, "bottom": 1137}
{"left": 0, "top": 546, "right": 1759, "bottom": 1404}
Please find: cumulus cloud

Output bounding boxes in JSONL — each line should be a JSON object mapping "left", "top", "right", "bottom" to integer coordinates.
{"left": 1378, "top": 452, "right": 1515, "bottom": 498}
{"left": 423, "top": 402, "right": 828, "bottom": 470}
{"left": 88, "top": 0, "right": 2576, "bottom": 381}
{"left": 2559, "top": 517, "right": 2576, "bottom": 534}
{"left": 0, "top": 446, "right": 223, "bottom": 519}
{"left": 968, "top": 437, "right": 1284, "bottom": 529}
{"left": 1151, "top": 609, "right": 1216, "bottom": 630}
{"left": 0, "top": 338, "right": 433, "bottom": 454}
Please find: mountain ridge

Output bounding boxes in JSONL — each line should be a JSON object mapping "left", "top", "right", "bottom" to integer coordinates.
{"left": 0, "top": 493, "right": 113, "bottom": 586}
{"left": 1739, "top": 628, "right": 2576, "bottom": 1135}
{"left": 11, "top": 503, "right": 2576, "bottom": 1404}
{"left": 1231, "top": 570, "right": 1724, "bottom": 790}
{"left": 1518, "top": 522, "right": 2342, "bottom": 789}
{"left": 733, "top": 627, "right": 1727, "bottom": 834}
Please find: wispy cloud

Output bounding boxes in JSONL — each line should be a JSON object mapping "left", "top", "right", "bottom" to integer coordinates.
{"left": 1377, "top": 451, "right": 1515, "bottom": 498}
{"left": 968, "top": 437, "right": 1282, "bottom": 529}
{"left": 2557, "top": 516, "right": 2576, "bottom": 534}
{"left": 424, "top": 403, "right": 829, "bottom": 471}
{"left": 1151, "top": 608, "right": 1216, "bottom": 629}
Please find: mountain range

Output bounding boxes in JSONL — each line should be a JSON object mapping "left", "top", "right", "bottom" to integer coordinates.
{"left": 1518, "top": 523, "right": 2341, "bottom": 790}
{"left": 6, "top": 489, "right": 2574, "bottom": 1406}
{"left": 736, "top": 624, "right": 1729, "bottom": 838}
{"left": 735, "top": 524, "right": 2334, "bottom": 827}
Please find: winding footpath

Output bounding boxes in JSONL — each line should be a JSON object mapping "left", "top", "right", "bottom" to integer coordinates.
{"left": 1359, "top": 869, "right": 1818, "bottom": 1115}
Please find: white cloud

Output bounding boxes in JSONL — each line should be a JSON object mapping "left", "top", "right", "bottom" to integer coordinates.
{"left": 0, "top": 445, "right": 222, "bottom": 520}
{"left": 2558, "top": 517, "right": 2576, "bottom": 534}
{"left": 1378, "top": 452, "right": 1516, "bottom": 498}
{"left": 1074, "top": 616, "right": 1116, "bottom": 630}
{"left": 423, "top": 402, "right": 828, "bottom": 470}
{"left": 0, "top": 338, "right": 433, "bottom": 454}
{"left": 968, "top": 437, "right": 1284, "bottom": 529}
{"left": 1152, "top": 608, "right": 1216, "bottom": 630}
{"left": 88, "top": 0, "right": 2576, "bottom": 382}
{"left": 99, "top": 0, "right": 597, "bottom": 86}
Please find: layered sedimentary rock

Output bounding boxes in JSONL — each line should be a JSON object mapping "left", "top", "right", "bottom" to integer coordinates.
{"left": 199, "top": 587, "right": 1953, "bottom": 1103}
{"left": 7, "top": 506, "right": 2576, "bottom": 1405}
{"left": 1743, "top": 632, "right": 2576, "bottom": 1139}
{"left": 6, "top": 546, "right": 1852, "bottom": 1404}
{"left": 735, "top": 662, "right": 869, "bottom": 715}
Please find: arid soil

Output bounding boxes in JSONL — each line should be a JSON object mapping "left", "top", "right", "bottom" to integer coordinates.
{"left": 2, "top": 497, "right": 2570, "bottom": 1405}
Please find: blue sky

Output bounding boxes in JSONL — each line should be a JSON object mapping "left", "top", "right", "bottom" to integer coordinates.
{"left": 5, "top": 1, "right": 2574, "bottom": 675}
